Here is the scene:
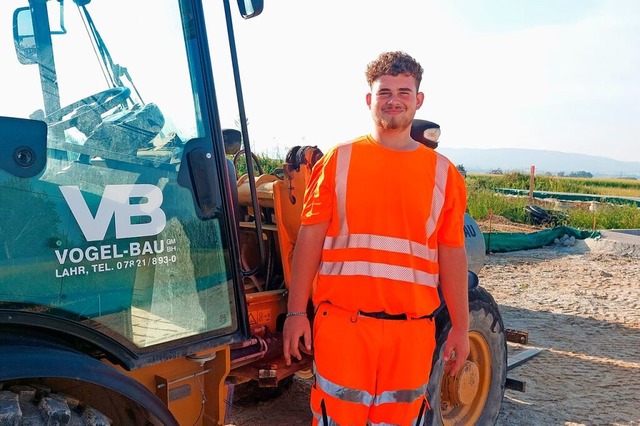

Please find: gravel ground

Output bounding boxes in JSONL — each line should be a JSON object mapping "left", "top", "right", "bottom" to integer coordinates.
{"left": 227, "top": 231, "right": 640, "bottom": 426}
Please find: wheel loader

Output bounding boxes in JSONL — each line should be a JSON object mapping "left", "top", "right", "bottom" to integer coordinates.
{"left": 0, "top": 0, "right": 507, "bottom": 424}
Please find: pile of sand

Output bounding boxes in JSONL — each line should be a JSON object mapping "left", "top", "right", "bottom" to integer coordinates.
{"left": 585, "top": 230, "right": 640, "bottom": 259}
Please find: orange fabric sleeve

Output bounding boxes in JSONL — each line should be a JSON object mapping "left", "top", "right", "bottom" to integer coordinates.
{"left": 300, "top": 147, "right": 337, "bottom": 226}
{"left": 437, "top": 160, "right": 467, "bottom": 247}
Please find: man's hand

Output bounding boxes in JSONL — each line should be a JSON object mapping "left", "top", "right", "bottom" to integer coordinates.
{"left": 283, "top": 316, "right": 313, "bottom": 366}
{"left": 282, "top": 223, "right": 327, "bottom": 366}
{"left": 443, "top": 327, "right": 470, "bottom": 376}
{"left": 438, "top": 244, "right": 470, "bottom": 376}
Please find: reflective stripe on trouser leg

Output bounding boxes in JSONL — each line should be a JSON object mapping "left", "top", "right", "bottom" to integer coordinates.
{"left": 311, "top": 303, "right": 436, "bottom": 425}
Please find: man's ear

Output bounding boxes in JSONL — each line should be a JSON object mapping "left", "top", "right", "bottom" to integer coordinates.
{"left": 416, "top": 92, "right": 425, "bottom": 110}
{"left": 366, "top": 92, "right": 372, "bottom": 108}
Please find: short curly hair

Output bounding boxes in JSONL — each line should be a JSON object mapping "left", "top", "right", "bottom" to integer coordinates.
{"left": 365, "top": 51, "right": 423, "bottom": 89}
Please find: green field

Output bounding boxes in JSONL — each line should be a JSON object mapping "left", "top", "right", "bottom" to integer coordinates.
{"left": 467, "top": 172, "right": 640, "bottom": 198}
{"left": 236, "top": 158, "right": 640, "bottom": 231}
{"left": 466, "top": 173, "right": 640, "bottom": 230}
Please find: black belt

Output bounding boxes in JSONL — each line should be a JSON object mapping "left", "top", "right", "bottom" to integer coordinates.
{"left": 358, "top": 311, "right": 433, "bottom": 321}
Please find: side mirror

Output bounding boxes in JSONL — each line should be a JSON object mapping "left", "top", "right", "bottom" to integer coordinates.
{"left": 13, "top": 7, "right": 38, "bottom": 65}
{"left": 411, "top": 119, "right": 441, "bottom": 150}
{"left": 237, "top": 0, "right": 263, "bottom": 18}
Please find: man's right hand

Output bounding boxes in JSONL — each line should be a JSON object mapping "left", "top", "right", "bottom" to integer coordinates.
{"left": 283, "top": 316, "right": 313, "bottom": 366}
{"left": 282, "top": 222, "right": 328, "bottom": 366}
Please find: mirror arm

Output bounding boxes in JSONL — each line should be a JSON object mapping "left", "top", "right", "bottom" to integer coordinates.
{"left": 51, "top": 0, "right": 68, "bottom": 35}
{"left": 224, "top": 0, "right": 266, "bottom": 277}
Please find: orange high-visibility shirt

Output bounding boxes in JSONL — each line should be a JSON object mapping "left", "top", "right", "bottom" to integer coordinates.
{"left": 301, "top": 135, "right": 467, "bottom": 317}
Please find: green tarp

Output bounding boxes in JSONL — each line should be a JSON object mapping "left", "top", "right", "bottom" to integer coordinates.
{"left": 483, "top": 226, "right": 601, "bottom": 253}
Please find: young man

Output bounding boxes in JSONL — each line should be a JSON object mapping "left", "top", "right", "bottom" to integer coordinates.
{"left": 283, "top": 51, "right": 469, "bottom": 425}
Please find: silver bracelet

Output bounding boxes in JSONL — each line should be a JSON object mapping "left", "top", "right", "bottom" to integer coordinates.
{"left": 285, "top": 311, "right": 307, "bottom": 318}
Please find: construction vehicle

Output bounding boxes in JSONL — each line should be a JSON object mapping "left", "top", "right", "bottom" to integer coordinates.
{"left": 0, "top": 0, "right": 510, "bottom": 424}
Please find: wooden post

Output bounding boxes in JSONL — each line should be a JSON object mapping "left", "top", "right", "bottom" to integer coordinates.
{"left": 486, "top": 209, "right": 493, "bottom": 255}
{"left": 529, "top": 166, "right": 535, "bottom": 204}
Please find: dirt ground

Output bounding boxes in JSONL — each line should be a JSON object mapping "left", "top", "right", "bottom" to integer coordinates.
{"left": 226, "top": 220, "right": 640, "bottom": 426}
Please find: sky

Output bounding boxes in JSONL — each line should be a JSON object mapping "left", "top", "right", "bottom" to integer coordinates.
{"left": 222, "top": 0, "right": 640, "bottom": 163}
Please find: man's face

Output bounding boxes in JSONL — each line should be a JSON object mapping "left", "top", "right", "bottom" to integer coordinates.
{"left": 367, "top": 74, "right": 424, "bottom": 131}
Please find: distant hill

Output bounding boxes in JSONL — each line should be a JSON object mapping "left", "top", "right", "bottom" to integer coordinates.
{"left": 438, "top": 148, "right": 640, "bottom": 178}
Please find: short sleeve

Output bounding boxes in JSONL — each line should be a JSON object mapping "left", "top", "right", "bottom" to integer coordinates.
{"left": 300, "top": 147, "right": 338, "bottom": 225}
{"left": 437, "top": 162, "right": 467, "bottom": 247}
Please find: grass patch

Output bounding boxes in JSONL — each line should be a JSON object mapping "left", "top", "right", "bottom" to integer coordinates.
{"left": 466, "top": 174, "right": 640, "bottom": 230}
{"left": 568, "top": 204, "right": 640, "bottom": 230}
{"left": 232, "top": 158, "right": 640, "bottom": 231}
{"left": 467, "top": 173, "right": 640, "bottom": 197}
{"left": 467, "top": 189, "right": 530, "bottom": 224}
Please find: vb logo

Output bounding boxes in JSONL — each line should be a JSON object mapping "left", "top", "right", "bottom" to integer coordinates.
{"left": 60, "top": 184, "right": 167, "bottom": 242}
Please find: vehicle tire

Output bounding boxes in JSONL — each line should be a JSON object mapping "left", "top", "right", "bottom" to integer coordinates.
{"left": 424, "top": 286, "right": 507, "bottom": 426}
{"left": 525, "top": 205, "right": 551, "bottom": 225}
{"left": 0, "top": 383, "right": 111, "bottom": 425}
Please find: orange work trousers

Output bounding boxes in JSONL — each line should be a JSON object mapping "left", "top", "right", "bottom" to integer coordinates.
{"left": 310, "top": 302, "right": 436, "bottom": 425}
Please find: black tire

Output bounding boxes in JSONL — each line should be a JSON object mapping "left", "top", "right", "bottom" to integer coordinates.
{"left": 0, "top": 383, "right": 111, "bottom": 425}
{"left": 525, "top": 205, "right": 551, "bottom": 225}
{"left": 425, "top": 286, "right": 507, "bottom": 425}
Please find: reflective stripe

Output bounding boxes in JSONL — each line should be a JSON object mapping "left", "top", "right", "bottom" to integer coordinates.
{"left": 312, "top": 411, "right": 421, "bottom": 426}
{"left": 316, "top": 370, "right": 374, "bottom": 405}
{"left": 324, "top": 233, "right": 438, "bottom": 262}
{"left": 368, "top": 421, "right": 418, "bottom": 426}
{"left": 316, "top": 370, "right": 428, "bottom": 407}
{"left": 325, "top": 144, "right": 449, "bottom": 288}
{"left": 313, "top": 409, "right": 421, "bottom": 426}
{"left": 368, "top": 417, "right": 420, "bottom": 426}
{"left": 319, "top": 261, "right": 439, "bottom": 287}
{"left": 335, "top": 144, "right": 352, "bottom": 235}
{"left": 374, "top": 382, "right": 429, "bottom": 405}
{"left": 426, "top": 153, "right": 449, "bottom": 239}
